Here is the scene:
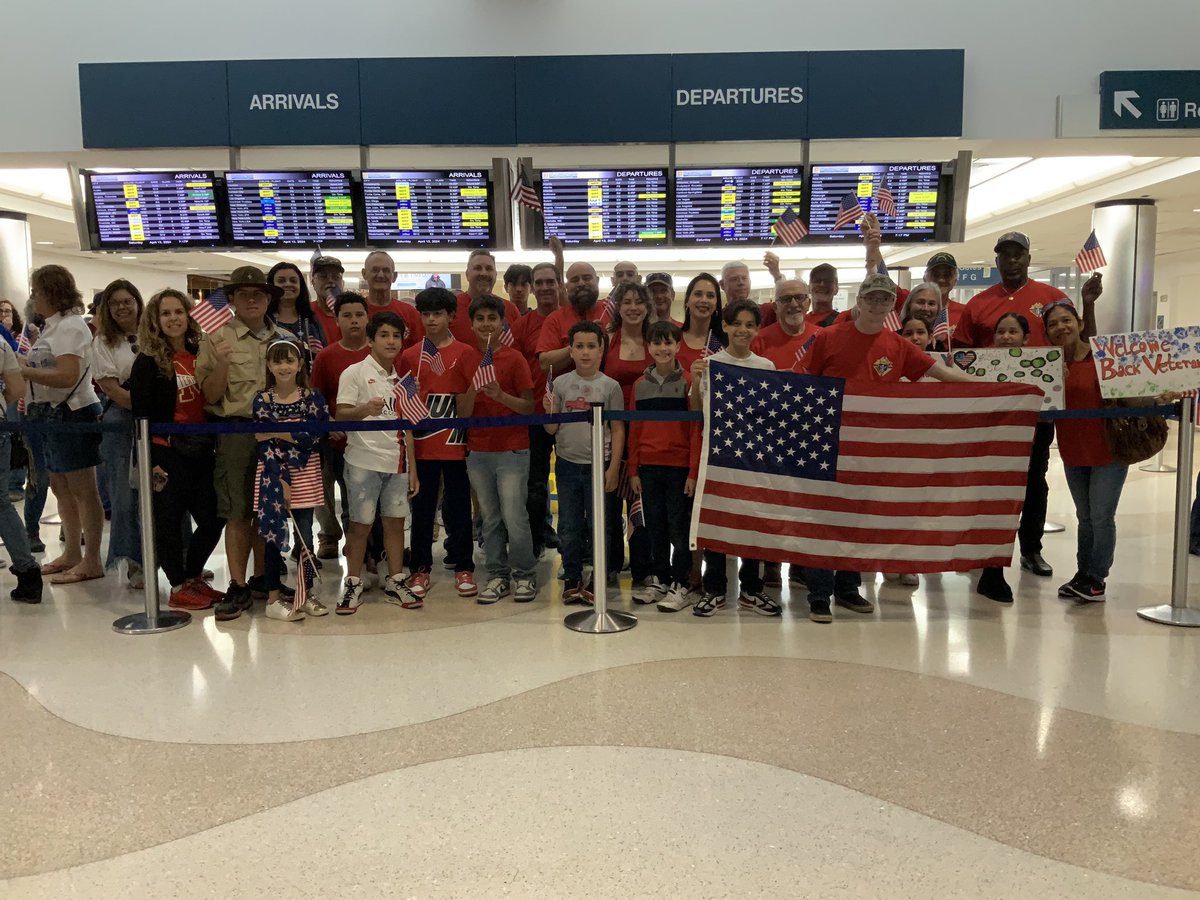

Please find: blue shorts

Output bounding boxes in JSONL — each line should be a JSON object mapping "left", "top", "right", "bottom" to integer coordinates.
{"left": 344, "top": 462, "right": 410, "bottom": 524}
{"left": 37, "top": 402, "right": 103, "bottom": 474}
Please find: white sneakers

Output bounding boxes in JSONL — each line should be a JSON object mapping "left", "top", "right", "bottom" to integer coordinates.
{"left": 632, "top": 576, "right": 669, "bottom": 605}
{"left": 655, "top": 583, "right": 694, "bottom": 612}
{"left": 265, "top": 598, "right": 305, "bottom": 622}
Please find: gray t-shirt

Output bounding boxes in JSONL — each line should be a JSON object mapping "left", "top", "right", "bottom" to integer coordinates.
{"left": 552, "top": 370, "right": 624, "bottom": 464}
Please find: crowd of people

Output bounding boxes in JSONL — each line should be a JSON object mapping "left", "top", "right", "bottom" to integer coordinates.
{"left": 1, "top": 221, "right": 1147, "bottom": 622}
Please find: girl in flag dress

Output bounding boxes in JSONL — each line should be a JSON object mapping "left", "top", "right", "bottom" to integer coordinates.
{"left": 253, "top": 339, "right": 329, "bottom": 621}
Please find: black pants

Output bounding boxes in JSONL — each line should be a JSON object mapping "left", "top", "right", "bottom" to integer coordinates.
{"left": 152, "top": 445, "right": 225, "bottom": 587}
{"left": 1019, "top": 422, "right": 1054, "bottom": 557}
{"left": 411, "top": 458, "right": 474, "bottom": 573}
{"left": 702, "top": 550, "right": 762, "bottom": 595}
{"left": 527, "top": 425, "right": 555, "bottom": 547}
{"left": 640, "top": 464, "right": 693, "bottom": 586}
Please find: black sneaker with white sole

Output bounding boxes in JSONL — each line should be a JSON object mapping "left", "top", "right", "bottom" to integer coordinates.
{"left": 1067, "top": 576, "right": 1106, "bottom": 602}
{"left": 692, "top": 591, "right": 726, "bottom": 617}
{"left": 808, "top": 596, "right": 833, "bottom": 624}
{"left": 835, "top": 592, "right": 874, "bottom": 614}
{"left": 738, "top": 590, "right": 782, "bottom": 616}
{"left": 1058, "top": 573, "right": 1088, "bottom": 599}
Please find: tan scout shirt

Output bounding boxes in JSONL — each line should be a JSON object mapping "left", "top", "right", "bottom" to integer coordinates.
{"left": 195, "top": 317, "right": 288, "bottom": 418}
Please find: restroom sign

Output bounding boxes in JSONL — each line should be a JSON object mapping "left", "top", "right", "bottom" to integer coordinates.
{"left": 1100, "top": 70, "right": 1200, "bottom": 131}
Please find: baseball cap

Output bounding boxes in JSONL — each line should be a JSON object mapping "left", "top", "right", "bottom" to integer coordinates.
{"left": 225, "top": 265, "right": 282, "bottom": 300}
{"left": 809, "top": 263, "right": 838, "bottom": 279}
{"left": 645, "top": 272, "right": 673, "bottom": 288}
{"left": 858, "top": 273, "right": 897, "bottom": 298}
{"left": 926, "top": 252, "right": 958, "bottom": 269}
{"left": 311, "top": 255, "right": 344, "bottom": 273}
{"left": 993, "top": 232, "right": 1030, "bottom": 252}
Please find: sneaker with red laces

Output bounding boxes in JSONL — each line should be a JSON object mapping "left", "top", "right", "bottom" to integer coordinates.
{"left": 168, "top": 583, "right": 213, "bottom": 611}
{"left": 408, "top": 570, "right": 430, "bottom": 599}
{"left": 455, "top": 571, "right": 478, "bottom": 597}
{"left": 563, "top": 581, "right": 594, "bottom": 606}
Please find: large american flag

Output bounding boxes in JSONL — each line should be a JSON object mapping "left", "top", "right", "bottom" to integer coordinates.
{"left": 689, "top": 364, "right": 1042, "bottom": 573}
{"left": 510, "top": 162, "right": 542, "bottom": 212}
{"left": 834, "top": 193, "right": 863, "bottom": 230}
{"left": 190, "top": 289, "right": 232, "bottom": 333}
{"left": 772, "top": 207, "right": 808, "bottom": 246}
{"left": 1075, "top": 230, "right": 1107, "bottom": 274}
{"left": 875, "top": 182, "right": 897, "bottom": 217}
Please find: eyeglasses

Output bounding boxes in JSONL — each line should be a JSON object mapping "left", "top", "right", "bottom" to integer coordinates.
{"left": 776, "top": 294, "right": 811, "bottom": 305}
{"left": 109, "top": 297, "right": 138, "bottom": 308}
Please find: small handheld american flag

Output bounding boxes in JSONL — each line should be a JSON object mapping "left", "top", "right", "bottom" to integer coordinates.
{"left": 791, "top": 332, "right": 817, "bottom": 371}
{"left": 1075, "top": 230, "right": 1107, "bottom": 274}
{"left": 772, "top": 207, "right": 808, "bottom": 246}
{"left": 420, "top": 337, "right": 446, "bottom": 375}
{"left": 394, "top": 371, "right": 430, "bottom": 422}
{"left": 875, "top": 182, "right": 897, "bottom": 217}
{"left": 883, "top": 309, "right": 902, "bottom": 332}
{"left": 834, "top": 193, "right": 863, "bottom": 230}
{"left": 931, "top": 307, "right": 950, "bottom": 342}
{"left": 702, "top": 330, "right": 724, "bottom": 358}
{"left": 498, "top": 319, "right": 516, "bottom": 347}
{"left": 190, "top": 289, "right": 232, "bottom": 333}
{"left": 471, "top": 345, "right": 497, "bottom": 391}
{"left": 544, "top": 366, "right": 555, "bottom": 412}
{"left": 510, "top": 162, "right": 542, "bottom": 212}
{"left": 15, "top": 330, "right": 31, "bottom": 356}
{"left": 294, "top": 547, "right": 317, "bottom": 610}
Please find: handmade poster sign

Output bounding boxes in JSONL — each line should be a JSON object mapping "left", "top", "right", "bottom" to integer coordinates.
{"left": 947, "top": 347, "right": 1064, "bottom": 410}
{"left": 1090, "top": 327, "right": 1200, "bottom": 398}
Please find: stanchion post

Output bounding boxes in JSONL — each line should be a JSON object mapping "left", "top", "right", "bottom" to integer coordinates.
{"left": 1139, "top": 445, "right": 1177, "bottom": 474}
{"left": 565, "top": 403, "right": 636, "bottom": 634}
{"left": 113, "top": 418, "right": 190, "bottom": 635}
{"left": 1138, "top": 397, "right": 1200, "bottom": 627}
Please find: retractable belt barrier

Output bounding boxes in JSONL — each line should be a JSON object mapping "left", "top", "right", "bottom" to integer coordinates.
{"left": 0, "top": 400, "right": 1174, "bottom": 636}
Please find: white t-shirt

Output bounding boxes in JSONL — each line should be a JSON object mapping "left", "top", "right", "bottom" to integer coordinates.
{"left": 0, "top": 341, "right": 19, "bottom": 414}
{"left": 337, "top": 354, "right": 404, "bottom": 474}
{"left": 91, "top": 333, "right": 138, "bottom": 385}
{"left": 26, "top": 312, "right": 100, "bottom": 410}
{"left": 697, "top": 349, "right": 775, "bottom": 402}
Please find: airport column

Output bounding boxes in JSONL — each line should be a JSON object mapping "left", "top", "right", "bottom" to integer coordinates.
{"left": 0, "top": 212, "right": 31, "bottom": 309}
{"left": 1089, "top": 199, "right": 1157, "bottom": 335}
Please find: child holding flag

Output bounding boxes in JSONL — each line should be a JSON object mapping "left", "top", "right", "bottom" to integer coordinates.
{"left": 398, "top": 287, "right": 476, "bottom": 600}
{"left": 335, "top": 312, "right": 420, "bottom": 615}
{"left": 458, "top": 295, "right": 537, "bottom": 603}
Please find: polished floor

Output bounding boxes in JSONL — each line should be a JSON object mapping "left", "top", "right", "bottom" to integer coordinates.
{"left": 2, "top": 449, "right": 1200, "bottom": 898}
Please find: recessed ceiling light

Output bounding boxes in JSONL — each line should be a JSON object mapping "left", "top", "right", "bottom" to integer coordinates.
{"left": 121, "top": 255, "right": 136, "bottom": 260}
{"left": 186, "top": 267, "right": 198, "bottom": 270}
{"left": 35, "top": 241, "right": 54, "bottom": 245}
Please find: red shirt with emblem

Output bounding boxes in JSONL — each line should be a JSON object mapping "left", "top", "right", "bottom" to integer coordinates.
{"left": 751, "top": 322, "right": 821, "bottom": 372}
{"left": 450, "top": 292, "right": 521, "bottom": 345}
{"left": 460, "top": 345, "right": 534, "bottom": 452}
{"left": 800, "top": 321, "right": 935, "bottom": 383}
{"left": 311, "top": 341, "right": 372, "bottom": 450}
{"left": 398, "top": 338, "right": 473, "bottom": 460}
{"left": 955, "top": 280, "right": 1068, "bottom": 349}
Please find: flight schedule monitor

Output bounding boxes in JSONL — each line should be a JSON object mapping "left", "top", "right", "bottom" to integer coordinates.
{"left": 540, "top": 169, "right": 668, "bottom": 246}
{"left": 674, "top": 166, "right": 803, "bottom": 245}
{"left": 363, "top": 170, "right": 493, "bottom": 247}
{"left": 225, "top": 171, "right": 357, "bottom": 247}
{"left": 87, "top": 171, "right": 222, "bottom": 249}
{"left": 807, "top": 163, "right": 943, "bottom": 242}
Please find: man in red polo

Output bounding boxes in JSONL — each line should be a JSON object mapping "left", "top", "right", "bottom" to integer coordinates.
{"left": 362, "top": 250, "right": 423, "bottom": 349}
{"left": 450, "top": 249, "right": 521, "bottom": 344}
{"left": 750, "top": 278, "right": 819, "bottom": 371}
{"left": 536, "top": 261, "right": 609, "bottom": 374}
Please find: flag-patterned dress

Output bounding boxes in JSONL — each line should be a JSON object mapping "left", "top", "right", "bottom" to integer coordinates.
{"left": 253, "top": 389, "right": 328, "bottom": 551}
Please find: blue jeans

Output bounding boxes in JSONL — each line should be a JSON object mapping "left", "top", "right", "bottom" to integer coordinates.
{"left": 468, "top": 449, "right": 536, "bottom": 580}
{"left": 639, "top": 464, "right": 693, "bottom": 587}
{"left": 0, "top": 432, "right": 36, "bottom": 573}
{"left": 555, "top": 458, "right": 593, "bottom": 584}
{"left": 99, "top": 404, "right": 141, "bottom": 569}
{"left": 804, "top": 568, "right": 863, "bottom": 601}
{"left": 1063, "top": 462, "right": 1128, "bottom": 582}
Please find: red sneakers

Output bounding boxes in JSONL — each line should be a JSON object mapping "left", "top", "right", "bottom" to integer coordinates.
{"left": 168, "top": 583, "right": 214, "bottom": 611}
{"left": 455, "top": 571, "right": 478, "bottom": 597}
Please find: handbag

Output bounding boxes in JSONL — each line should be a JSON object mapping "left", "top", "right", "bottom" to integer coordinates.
{"left": 1102, "top": 402, "right": 1168, "bottom": 465}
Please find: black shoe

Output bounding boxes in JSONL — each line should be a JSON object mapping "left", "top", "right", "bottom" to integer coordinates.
{"left": 762, "top": 561, "right": 782, "bottom": 588}
{"left": 788, "top": 566, "right": 807, "bottom": 587}
{"left": 1067, "top": 575, "right": 1106, "bottom": 602}
{"left": 1058, "top": 572, "right": 1088, "bottom": 599}
{"left": 27, "top": 535, "right": 45, "bottom": 554}
{"left": 9, "top": 565, "right": 43, "bottom": 603}
{"left": 976, "top": 567, "right": 1013, "bottom": 603}
{"left": 808, "top": 596, "right": 833, "bottom": 623}
{"left": 215, "top": 583, "right": 253, "bottom": 620}
{"left": 544, "top": 531, "right": 560, "bottom": 549}
{"left": 1020, "top": 553, "right": 1053, "bottom": 577}
{"left": 835, "top": 592, "right": 874, "bottom": 614}
{"left": 248, "top": 575, "right": 294, "bottom": 600}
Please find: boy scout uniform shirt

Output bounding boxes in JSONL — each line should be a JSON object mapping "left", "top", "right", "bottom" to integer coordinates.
{"left": 194, "top": 317, "right": 288, "bottom": 418}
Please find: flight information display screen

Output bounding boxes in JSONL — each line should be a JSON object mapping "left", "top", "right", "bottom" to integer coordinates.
{"left": 225, "top": 170, "right": 358, "bottom": 246}
{"left": 673, "top": 166, "right": 803, "bottom": 245}
{"left": 540, "top": 169, "right": 668, "bottom": 246}
{"left": 807, "top": 163, "right": 943, "bottom": 242}
{"left": 87, "top": 171, "right": 223, "bottom": 249}
{"left": 362, "top": 170, "right": 493, "bottom": 247}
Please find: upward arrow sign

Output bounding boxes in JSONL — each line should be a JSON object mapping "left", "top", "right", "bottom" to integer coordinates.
{"left": 1114, "top": 90, "right": 1142, "bottom": 118}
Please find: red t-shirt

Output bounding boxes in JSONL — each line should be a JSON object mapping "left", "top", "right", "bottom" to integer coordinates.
{"left": 534, "top": 303, "right": 609, "bottom": 374}
{"left": 759, "top": 301, "right": 777, "bottom": 328}
{"left": 311, "top": 341, "right": 371, "bottom": 450}
{"left": 461, "top": 345, "right": 534, "bottom": 452}
{"left": 398, "top": 338, "right": 473, "bottom": 460}
{"left": 513, "top": 308, "right": 551, "bottom": 398}
{"left": 676, "top": 331, "right": 722, "bottom": 373}
{"left": 604, "top": 336, "right": 652, "bottom": 409}
{"left": 450, "top": 292, "right": 521, "bottom": 345}
{"left": 800, "top": 321, "right": 935, "bottom": 383}
{"left": 752, "top": 322, "right": 821, "bottom": 372}
{"left": 955, "top": 280, "right": 1068, "bottom": 349}
{"left": 806, "top": 309, "right": 841, "bottom": 328}
{"left": 172, "top": 351, "right": 206, "bottom": 424}
{"left": 366, "top": 299, "right": 423, "bottom": 349}
{"left": 1056, "top": 354, "right": 1113, "bottom": 467}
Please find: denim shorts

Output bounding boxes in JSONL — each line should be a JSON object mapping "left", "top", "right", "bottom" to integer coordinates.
{"left": 37, "top": 402, "right": 103, "bottom": 474}
{"left": 344, "top": 462, "right": 410, "bottom": 524}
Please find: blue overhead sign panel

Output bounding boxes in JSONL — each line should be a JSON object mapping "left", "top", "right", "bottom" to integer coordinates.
{"left": 79, "top": 62, "right": 230, "bottom": 148}
{"left": 670, "top": 52, "right": 808, "bottom": 141}
{"left": 360, "top": 57, "right": 516, "bottom": 145}
{"left": 227, "top": 59, "right": 361, "bottom": 146}
{"left": 1100, "top": 70, "right": 1200, "bottom": 130}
